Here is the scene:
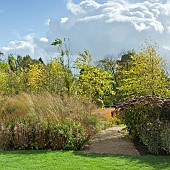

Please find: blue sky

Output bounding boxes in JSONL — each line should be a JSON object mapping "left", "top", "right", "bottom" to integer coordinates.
{"left": 0, "top": 0, "right": 68, "bottom": 44}
{"left": 1, "top": 0, "right": 170, "bottom": 66}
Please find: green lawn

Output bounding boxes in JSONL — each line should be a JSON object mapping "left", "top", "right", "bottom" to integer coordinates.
{"left": 0, "top": 150, "right": 170, "bottom": 170}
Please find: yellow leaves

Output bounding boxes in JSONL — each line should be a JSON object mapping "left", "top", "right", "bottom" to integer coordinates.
{"left": 27, "top": 63, "right": 46, "bottom": 92}
{"left": 118, "top": 42, "right": 169, "bottom": 99}
{"left": 76, "top": 64, "right": 114, "bottom": 106}
{"left": 0, "top": 71, "right": 8, "bottom": 94}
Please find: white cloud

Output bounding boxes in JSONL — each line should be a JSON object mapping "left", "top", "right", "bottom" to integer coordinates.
{"left": 162, "top": 1, "right": 170, "bottom": 15}
{"left": 79, "top": 0, "right": 101, "bottom": 9}
{"left": 134, "top": 22, "right": 149, "bottom": 32}
{"left": 0, "top": 34, "right": 55, "bottom": 61}
{"left": 64, "top": 0, "right": 170, "bottom": 33}
{"left": 61, "top": 17, "right": 69, "bottom": 24}
{"left": 1, "top": 0, "right": 170, "bottom": 65}
{"left": 78, "top": 14, "right": 105, "bottom": 22}
{"left": 67, "top": 0, "right": 85, "bottom": 15}
{"left": 44, "top": 0, "right": 170, "bottom": 63}
{"left": 2, "top": 34, "right": 35, "bottom": 54}
{"left": 39, "top": 37, "right": 49, "bottom": 43}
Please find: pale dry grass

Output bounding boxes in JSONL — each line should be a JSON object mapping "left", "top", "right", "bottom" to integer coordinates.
{"left": 93, "top": 108, "right": 115, "bottom": 120}
{"left": 0, "top": 93, "right": 97, "bottom": 123}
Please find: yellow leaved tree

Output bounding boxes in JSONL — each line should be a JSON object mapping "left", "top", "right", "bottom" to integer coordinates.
{"left": 117, "top": 40, "right": 169, "bottom": 100}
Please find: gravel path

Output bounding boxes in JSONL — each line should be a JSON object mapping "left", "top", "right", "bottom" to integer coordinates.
{"left": 83, "top": 126, "right": 140, "bottom": 155}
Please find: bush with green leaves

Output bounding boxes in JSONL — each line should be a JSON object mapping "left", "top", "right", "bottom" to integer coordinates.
{"left": 112, "top": 96, "right": 170, "bottom": 154}
{"left": 75, "top": 50, "right": 115, "bottom": 107}
{"left": 0, "top": 93, "right": 99, "bottom": 150}
{"left": 161, "top": 121, "right": 170, "bottom": 154}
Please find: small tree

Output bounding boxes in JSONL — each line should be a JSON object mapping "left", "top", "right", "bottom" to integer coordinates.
{"left": 96, "top": 51, "right": 136, "bottom": 103}
{"left": 45, "top": 58, "right": 67, "bottom": 94}
{"left": 117, "top": 40, "right": 169, "bottom": 100}
{"left": 75, "top": 50, "right": 115, "bottom": 107}
{"left": 27, "top": 63, "right": 46, "bottom": 93}
{"left": 51, "top": 38, "right": 75, "bottom": 96}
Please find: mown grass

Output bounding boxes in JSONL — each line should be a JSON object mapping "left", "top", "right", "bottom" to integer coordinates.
{"left": 0, "top": 150, "right": 170, "bottom": 170}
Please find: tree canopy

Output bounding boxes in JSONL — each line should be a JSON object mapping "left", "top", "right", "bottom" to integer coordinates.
{"left": 0, "top": 38, "right": 169, "bottom": 106}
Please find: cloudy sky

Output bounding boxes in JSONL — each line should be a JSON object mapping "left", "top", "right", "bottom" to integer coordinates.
{"left": 0, "top": 0, "right": 170, "bottom": 65}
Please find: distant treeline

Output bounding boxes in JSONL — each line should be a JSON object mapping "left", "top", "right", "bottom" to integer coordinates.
{"left": 0, "top": 38, "right": 169, "bottom": 106}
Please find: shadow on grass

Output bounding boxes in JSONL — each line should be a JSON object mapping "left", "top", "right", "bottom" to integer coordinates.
{"left": 73, "top": 151, "right": 170, "bottom": 170}
{"left": 0, "top": 150, "right": 54, "bottom": 155}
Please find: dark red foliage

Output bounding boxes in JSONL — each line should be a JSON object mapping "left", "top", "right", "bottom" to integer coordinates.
{"left": 111, "top": 96, "right": 170, "bottom": 120}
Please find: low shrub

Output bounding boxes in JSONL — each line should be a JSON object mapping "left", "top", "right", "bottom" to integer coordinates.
{"left": 0, "top": 123, "right": 11, "bottom": 149}
{"left": 112, "top": 96, "right": 170, "bottom": 155}
{"left": 0, "top": 93, "right": 98, "bottom": 150}
{"left": 160, "top": 121, "right": 170, "bottom": 154}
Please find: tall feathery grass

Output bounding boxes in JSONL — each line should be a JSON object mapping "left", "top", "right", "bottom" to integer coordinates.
{"left": 0, "top": 93, "right": 100, "bottom": 150}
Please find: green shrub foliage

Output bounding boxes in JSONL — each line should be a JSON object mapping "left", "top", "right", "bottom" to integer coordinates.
{"left": 112, "top": 96, "right": 170, "bottom": 154}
